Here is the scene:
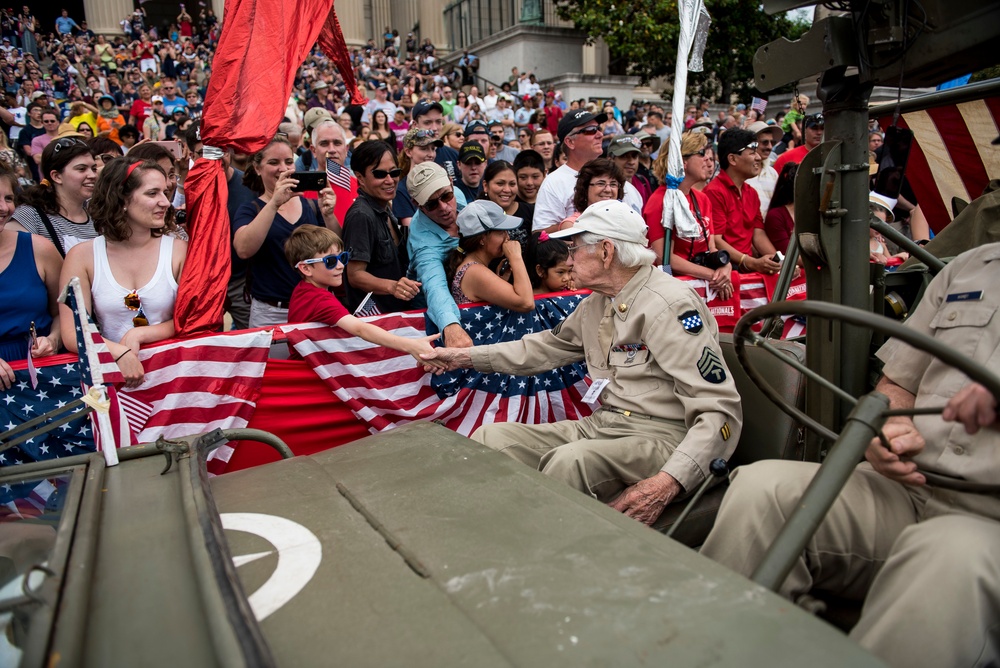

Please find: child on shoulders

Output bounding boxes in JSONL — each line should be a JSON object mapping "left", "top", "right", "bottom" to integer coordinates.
{"left": 285, "top": 226, "right": 447, "bottom": 369}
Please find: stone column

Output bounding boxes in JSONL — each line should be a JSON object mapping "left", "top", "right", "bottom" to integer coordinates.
{"left": 370, "top": 0, "right": 392, "bottom": 45}
{"left": 417, "top": 0, "right": 450, "bottom": 51}
{"left": 83, "top": 0, "right": 132, "bottom": 35}
{"left": 337, "top": 0, "right": 369, "bottom": 47}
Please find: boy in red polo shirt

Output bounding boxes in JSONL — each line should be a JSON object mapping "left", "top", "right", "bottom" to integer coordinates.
{"left": 704, "top": 129, "right": 782, "bottom": 275}
{"left": 285, "top": 226, "right": 446, "bottom": 369}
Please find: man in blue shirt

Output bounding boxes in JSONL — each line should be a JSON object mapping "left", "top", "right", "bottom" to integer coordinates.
{"left": 160, "top": 78, "right": 188, "bottom": 116}
{"left": 405, "top": 162, "right": 473, "bottom": 348}
{"left": 54, "top": 10, "right": 79, "bottom": 36}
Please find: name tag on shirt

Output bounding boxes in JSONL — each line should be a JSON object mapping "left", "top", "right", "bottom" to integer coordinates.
{"left": 946, "top": 291, "right": 983, "bottom": 303}
{"left": 582, "top": 378, "right": 610, "bottom": 405}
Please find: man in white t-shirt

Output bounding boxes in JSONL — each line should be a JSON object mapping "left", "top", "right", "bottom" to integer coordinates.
{"left": 745, "top": 121, "right": 784, "bottom": 217}
{"left": 361, "top": 82, "right": 398, "bottom": 125}
{"left": 532, "top": 108, "right": 608, "bottom": 232}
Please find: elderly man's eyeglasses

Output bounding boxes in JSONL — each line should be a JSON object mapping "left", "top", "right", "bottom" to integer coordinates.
{"left": 298, "top": 249, "right": 352, "bottom": 270}
{"left": 422, "top": 189, "right": 455, "bottom": 211}
{"left": 566, "top": 242, "right": 598, "bottom": 257}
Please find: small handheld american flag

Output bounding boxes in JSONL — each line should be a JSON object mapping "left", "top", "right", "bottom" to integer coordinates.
{"left": 751, "top": 97, "right": 768, "bottom": 115}
{"left": 353, "top": 292, "right": 382, "bottom": 318}
{"left": 327, "top": 158, "right": 352, "bottom": 191}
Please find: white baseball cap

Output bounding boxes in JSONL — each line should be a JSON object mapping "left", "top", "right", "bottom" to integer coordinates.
{"left": 550, "top": 199, "right": 648, "bottom": 245}
{"left": 457, "top": 200, "right": 521, "bottom": 237}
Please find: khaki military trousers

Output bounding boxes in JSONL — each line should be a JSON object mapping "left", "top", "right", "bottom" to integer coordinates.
{"left": 471, "top": 409, "right": 688, "bottom": 502}
{"left": 700, "top": 460, "right": 1000, "bottom": 667}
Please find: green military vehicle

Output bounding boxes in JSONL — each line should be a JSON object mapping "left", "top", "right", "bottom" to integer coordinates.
{"left": 3, "top": 0, "right": 999, "bottom": 664}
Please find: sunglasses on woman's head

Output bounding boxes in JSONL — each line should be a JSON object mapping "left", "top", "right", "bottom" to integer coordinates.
{"left": 298, "top": 249, "right": 352, "bottom": 270}
{"left": 682, "top": 148, "right": 708, "bottom": 158}
{"left": 52, "top": 137, "right": 89, "bottom": 152}
{"left": 124, "top": 290, "right": 148, "bottom": 327}
{"left": 370, "top": 167, "right": 401, "bottom": 179}
{"left": 422, "top": 189, "right": 455, "bottom": 211}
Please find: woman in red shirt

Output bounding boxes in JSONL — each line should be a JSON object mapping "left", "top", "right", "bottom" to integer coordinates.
{"left": 128, "top": 83, "right": 153, "bottom": 130}
{"left": 643, "top": 131, "right": 733, "bottom": 300}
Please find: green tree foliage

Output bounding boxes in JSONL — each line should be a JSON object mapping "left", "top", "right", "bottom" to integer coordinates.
{"left": 555, "top": 0, "right": 807, "bottom": 102}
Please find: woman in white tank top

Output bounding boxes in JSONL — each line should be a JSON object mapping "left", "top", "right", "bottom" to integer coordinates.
{"left": 59, "top": 158, "right": 187, "bottom": 388}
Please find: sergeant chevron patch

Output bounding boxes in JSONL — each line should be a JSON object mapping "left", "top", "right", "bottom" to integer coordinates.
{"left": 697, "top": 347, "right": 727, "bottom": 384}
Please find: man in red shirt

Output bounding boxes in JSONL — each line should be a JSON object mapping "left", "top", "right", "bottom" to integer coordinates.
{"left": 704, "top": 128, "right": 782, "bottom": 275}
{"left": 774, "top": 113, "right": 824, "bottom": 173}
{"left": 542, "top": 91, "right": 563, "bottom": 137}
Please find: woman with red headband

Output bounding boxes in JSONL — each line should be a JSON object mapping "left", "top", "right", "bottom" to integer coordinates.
{"left": 58, "top": 157, "right": 187, "bottom": 388}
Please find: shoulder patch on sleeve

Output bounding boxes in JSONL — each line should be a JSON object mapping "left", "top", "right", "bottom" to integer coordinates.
{"left": 697, "top": 346, "right": 727, "bottom": 384}
{"left": 678, "top": 309, "right": 704, "bottom": 335}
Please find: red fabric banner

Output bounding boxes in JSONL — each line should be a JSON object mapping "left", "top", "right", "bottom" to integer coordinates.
{"left": 175, "top": 0, "right": 338, "bottom": 336}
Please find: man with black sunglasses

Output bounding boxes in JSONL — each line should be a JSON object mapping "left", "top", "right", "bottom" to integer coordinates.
{"left": 342, "top": 141, "right": 420, "bottom": 314}
{"left": 406, "top": 162, "right": 474, "bottom": 348}
{"left": 704, "top": 128, "right": 782, "bottom": 276}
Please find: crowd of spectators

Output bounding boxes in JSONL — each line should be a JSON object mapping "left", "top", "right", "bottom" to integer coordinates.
{"left": 0, "top": 7, "right": 906, "bottom": 378}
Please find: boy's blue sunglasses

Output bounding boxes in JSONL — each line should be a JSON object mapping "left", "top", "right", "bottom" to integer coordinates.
{"left": 299, "top": 249, "right": 352, "bottom": 270}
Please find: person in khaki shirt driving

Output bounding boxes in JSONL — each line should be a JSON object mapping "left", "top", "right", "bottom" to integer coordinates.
{"left": 701, "top": 239, "right": 1000, "bottom": 667}
{"left": 422, "top": 200, "right": 743, "bottom": 525}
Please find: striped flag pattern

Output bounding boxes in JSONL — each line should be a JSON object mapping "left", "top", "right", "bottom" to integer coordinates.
{"left": 676, "top": 271, "right": 807, "bottom": 338}
{"left": 120, "top": 330, "right": 273, "bottom": 473}
{"left": 282, "top": 294, "right": 594, "bottom": 437}
{"left": 751, "top": 97, "right": 768, "bottom": 115}
{"left": 876, "top": 93, "right": 1000, "bottom": 232}
{"left": 1, "top": 476, "right": 61, "bottom": 522}
{"left": 326, "top": 158, "right": 352, "bottom": 191}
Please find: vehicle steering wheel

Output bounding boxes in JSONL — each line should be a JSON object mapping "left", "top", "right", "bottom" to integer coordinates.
{"left": 733, "top": 299, "right": 1000, "bottom": 494}
{"left": 734, "top": 300, "right": 1000, "bottom": 592}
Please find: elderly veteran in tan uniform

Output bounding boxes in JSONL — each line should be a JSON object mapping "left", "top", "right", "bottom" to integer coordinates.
{"left": 701, "top": 241, "right": 1000, "bottom": 668}
{"left": 422, "top": 200, "right": 743, "bottom": 525}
